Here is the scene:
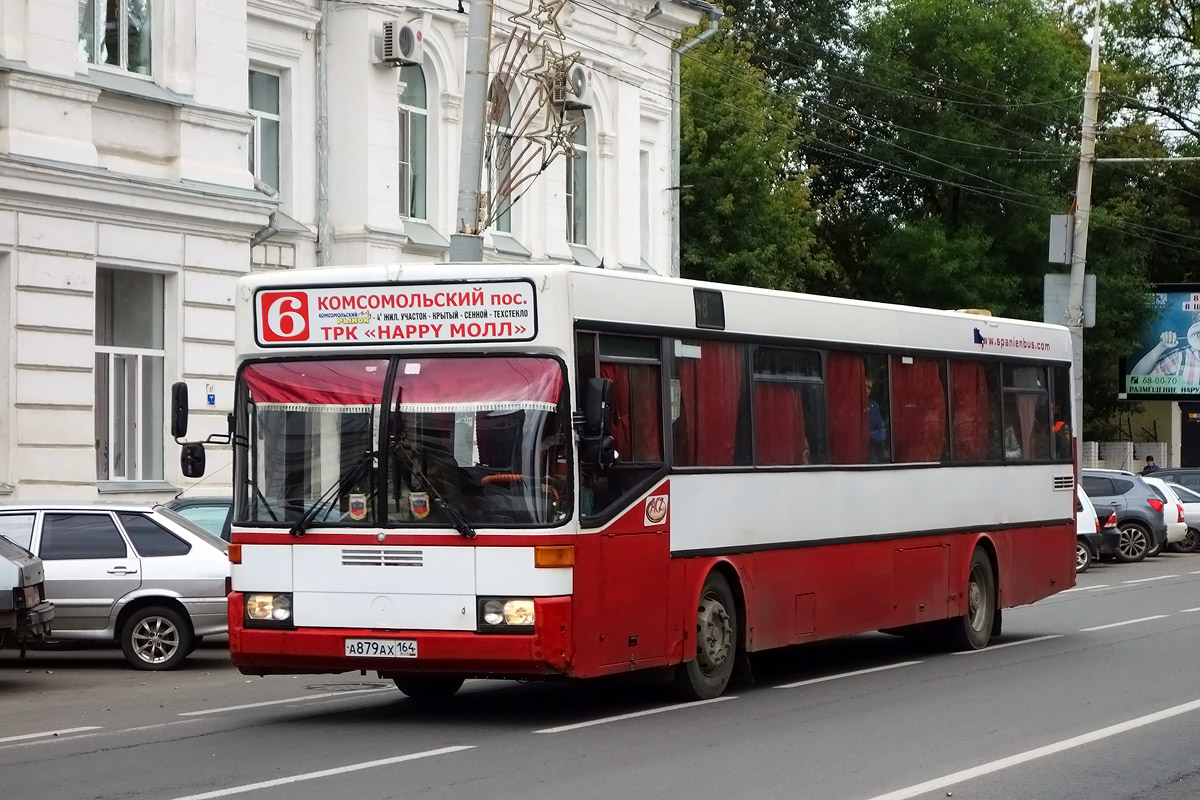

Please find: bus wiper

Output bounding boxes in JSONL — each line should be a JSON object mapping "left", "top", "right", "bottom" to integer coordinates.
{"left": 289, "top": 450, "right": 375, "bottom": 538}
{"left": 388, "top": 438, "right": 476, "bottom": 539}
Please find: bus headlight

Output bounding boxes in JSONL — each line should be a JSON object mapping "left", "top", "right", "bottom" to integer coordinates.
{"left": 245, "top": 593, "right": 293, "bottom": 625}
{"left": 477, "top": 597, "right": 535, "bottom": 633}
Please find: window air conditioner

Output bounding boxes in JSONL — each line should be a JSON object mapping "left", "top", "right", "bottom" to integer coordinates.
{"left": 381, "top": 21, "right": 423, "bottom": 66}
{"left": 551, "top": 63, "right": 595, "bottom": 110}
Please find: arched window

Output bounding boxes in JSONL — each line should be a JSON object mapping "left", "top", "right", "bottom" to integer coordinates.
{"left": 398, "top": 64, "right": 428, "bottom": 219}
{"left": 565, "top": 110, "right": 587, "bottom": 245}
{"left": 490, "top": 79, "right": 515, "bottom": 234}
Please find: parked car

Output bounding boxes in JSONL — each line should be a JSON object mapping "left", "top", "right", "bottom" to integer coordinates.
{"left": 0, "top": 504, "right": 229, "bottom": 670}
{"left": 0, "top": 532, "right": 54, "bottom": 649}
{"left": 1076, "top": 486, "right": 1100, "bottom": 573}
{"left": 1076, "top": 485, "right": 1120, "bottom": 573}
{"left": 1079, "top": 469, "right": 1169, "bottom": 563}
{"left": 1141, "top": 475, "right": 1188, "bottom": 554}
{"left": 1149, "top": 468, "right": 1200, "bottom": 494}
{"left": 1165, "top": 481, "right": 1200, "bottom": 553}
{"left": 162, "top": 496, "right": 232, "bottom": 541}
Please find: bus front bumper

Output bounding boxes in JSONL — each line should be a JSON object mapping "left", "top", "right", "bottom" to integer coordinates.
{"left": 228, "top": 593, "right": 574, "bottom": 678}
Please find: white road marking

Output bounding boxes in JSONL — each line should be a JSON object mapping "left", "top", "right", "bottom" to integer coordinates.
{"left": 0, "top": 726, "right": 102, "bottom": 744}
{"left": 171, "top": 745, "right": 475, "bottom": 800}
{"left": 862, "top": 697, "right": 1200, "bottom": 800}
{"left": 1122, "top": 575, "right": 1177, "bottom": 584}
{"left": 1191, "top": 570, "right": 1200, "bottom": 575}
{"left": 1080, "top": 615, "right": 1169, "bottom": 632}
{"left": 535, "top": 696, "right": 734, "bottom": 733}
{"left": 775, "top": 660, "right": 923, "bottom": 689}
{"left": 1181, "top": 607, "right": 1200, "bottom": 613}
{"left": 178, "top": 687, "right": 388, "bottom": 716}
{"left": 951, "top": 635, "right": 1063, "bottom": 654}
{"left": 1062, "top": 584, "right": 1108, "bottom": 593}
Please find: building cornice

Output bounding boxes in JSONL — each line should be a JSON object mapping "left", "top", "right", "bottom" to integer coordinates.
{"left": 0, "top": 156, "right": 274, "bottom": 235}
{"left": 0, "top": 71, "right": 101, "bottom": 103}
{"left": 248, "top": 0, "right": 322, "bottom": 33}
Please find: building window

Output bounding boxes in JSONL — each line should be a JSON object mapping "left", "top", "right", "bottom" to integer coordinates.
{"left": 399, "top": 65, "right": 428, "bottom": 219}
{"left": 249, "top": 70, "right": 281, "bottom": 192}
{"left": 565, "top": 110, "right": 588, "bottom": 245}
{"left": 95, "top": 269, "right": 165, "bottom": 482}
{"left": 489, "top": 79, "right": 515, "bottom": 234}
{"left": 78, "top": 0, "right": 152, "bottom": 75}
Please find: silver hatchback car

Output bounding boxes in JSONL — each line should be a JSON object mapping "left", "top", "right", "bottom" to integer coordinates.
{"left": 0, "top": 504, "right": 229, "bottom": 670}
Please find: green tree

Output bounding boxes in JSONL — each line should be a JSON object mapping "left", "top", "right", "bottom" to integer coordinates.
{"left": 679, "top": 22, "right": 833, "bottom": 291}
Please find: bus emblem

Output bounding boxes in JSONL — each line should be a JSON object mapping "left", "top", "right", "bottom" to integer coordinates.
{"left": 348, "top": 494, "right": 368, "bottom": 521}
{"left": 410, "top": 492, "right": 430, "bottom": 519}
{"left": 645, "top": 494, "right": 669, "bottom": 525}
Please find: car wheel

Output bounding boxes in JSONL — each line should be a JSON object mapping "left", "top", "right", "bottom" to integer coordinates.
{"left": 940, "top": 548, "right": 996, "bottom": 651}
{"left": 392, "top": 676, "right": 465, "bottom": 701}
{"left": 1172, "top": 528, "right": 1200, "bottom": 554}
{"left": 673, "top": 571, "right": 738, "bottom": 700}
{"left": 1148, "top": 537, "right": 1163, "bottom": 557}
{"left": 1116, "top": 523, "right": 1150, "bottom": 563}
{"left": 1075, "top": 540, "right": 1092, "bottom": 573}
{"left": 120, "top": 606, "right": 193, "bottom": 671}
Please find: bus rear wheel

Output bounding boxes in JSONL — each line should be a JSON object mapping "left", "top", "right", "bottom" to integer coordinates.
{"left": 942, "top": 549, "right": 995, "bottom": 651}
{"left": 393, "top": 675, "right": 465, "bottom": 701}
{"left": 674, "top": 571, "right": 738, "bottom": 700}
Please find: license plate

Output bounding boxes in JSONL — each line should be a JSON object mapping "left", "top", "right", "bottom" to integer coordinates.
{"left": 344, "top": 638, "right": 418, "bottom": 658}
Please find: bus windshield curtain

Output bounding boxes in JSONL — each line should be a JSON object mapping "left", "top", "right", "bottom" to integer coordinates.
{"left": 826, "top": 352, "right": 867, "bottom": 464}
{"left": 600, "top": 362, "right": 662, "bottom": 462}
{"left": 674, "top": 341, "right": 745, "bottom": 466}
{"left": 891, "top": 358, "right": 946, "bottom": 462}
{"left": 243, "top": 357, "right": 562, "bottom": 409}
{"left": 950, "top": 362, "right": 990, "bottom": 461}
{"left": 243, "top": 360, "right": 390, "bottom": 410}
{"left": 754, "top": 382, "right": 808, "bottom": 464}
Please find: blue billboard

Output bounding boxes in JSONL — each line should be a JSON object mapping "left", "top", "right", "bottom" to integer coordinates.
{"left": 1123, "top": 285, "right": 1200, "bottom": 398}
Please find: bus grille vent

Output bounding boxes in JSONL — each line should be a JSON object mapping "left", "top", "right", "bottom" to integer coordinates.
{"left": 1053, "top": 475, "right": 1074, "bottom": 491}
{"left": 341, "top": 549, "right": 423, "bottom": 567}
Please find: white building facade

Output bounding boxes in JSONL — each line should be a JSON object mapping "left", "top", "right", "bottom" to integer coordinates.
{"left": 0, "top": 0, "right": 700, "bottom": 501}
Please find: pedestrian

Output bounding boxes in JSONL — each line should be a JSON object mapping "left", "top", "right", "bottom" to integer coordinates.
{"left": 1141, "top": 454, "right": 1160, "bottom": 475}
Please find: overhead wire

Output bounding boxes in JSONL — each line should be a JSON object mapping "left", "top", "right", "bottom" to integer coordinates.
{"left": 519, "top": 0, "right": 1200, "bottom": 257}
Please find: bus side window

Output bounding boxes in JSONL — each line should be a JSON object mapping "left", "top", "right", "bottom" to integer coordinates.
{"left": 827, "top": 351, "right": 891, "bottom": 464}
{"left": 890, "top": 356, "right": 947, "bottom": 463}
{"left": 578, "top": 333, "right": 666, "bottom": 521}
{"left": 672, "top": 338, "right": 751, "bottom": 467}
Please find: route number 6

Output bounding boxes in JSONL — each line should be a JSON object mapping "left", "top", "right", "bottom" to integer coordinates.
{"left": 259, "top": 291, "right": 309, "bottom": 342}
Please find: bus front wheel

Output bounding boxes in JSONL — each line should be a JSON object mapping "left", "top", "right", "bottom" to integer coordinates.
{"left": 393, "top": 675, "right": 465, "bottom": 701}
{"left": 674, "top": 571, "right": 738, "bottom": 700}
{"left": 943, "top": 549, "right": 995, "bottom": 651}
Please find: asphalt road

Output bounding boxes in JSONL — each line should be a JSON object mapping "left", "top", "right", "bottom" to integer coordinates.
{"left": 2, "top": 552, "right": 1199, "bottom": 800}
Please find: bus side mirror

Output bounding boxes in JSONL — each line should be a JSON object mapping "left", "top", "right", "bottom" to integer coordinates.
{"left": 580, "top": 378, "right": 617, "bottom": 469}
{"left": 180, "top": 442, "right": 206, "bottom": 479}
{"left": 583, "top": 377, "right": 613, "bottom": 437}
{"left": 171, "top": 382, "right": 189, "bottom": 439}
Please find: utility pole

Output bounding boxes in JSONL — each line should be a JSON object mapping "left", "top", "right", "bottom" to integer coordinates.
{"left": 449, "top": 0, "right": 495, "bottom": 263}
{"left": 1067, "top": 1, "right": 1101, "bottom": 449}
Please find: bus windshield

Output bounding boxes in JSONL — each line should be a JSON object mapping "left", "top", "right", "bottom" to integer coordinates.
{"left": 236, "top": 356, "right": 571, "bottom": 529}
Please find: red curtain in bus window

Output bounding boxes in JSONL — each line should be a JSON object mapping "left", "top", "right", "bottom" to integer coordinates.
{"left": 393, "top": 357, "right": 562, "bottom": 405}
{"left": 826, "top": 351, "right": 868, "bottom": 464}
{"left": 243, "top": 360, "right": 391, "bottom": 407}
{"left": 600, "top": 362, "right": 663, "bottom": 462}
{"left": 891, "top": 357, "right": 947, "bottom": 462}
{"left": 1016, "top": 394, "right": 1037, "bottom": 458}
{"left": 675, "top": 341, "right": 744, "bottom": 466}
{"left": 754, "top": 382, "right": 807, "bottom": 464}
{"left": 950, "top": 362, "right": 989, "bottom": 460}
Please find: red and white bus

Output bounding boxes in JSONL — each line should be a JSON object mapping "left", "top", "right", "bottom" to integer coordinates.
{"left": 173, "top": 263, "right": 1076, "bottom": 700}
